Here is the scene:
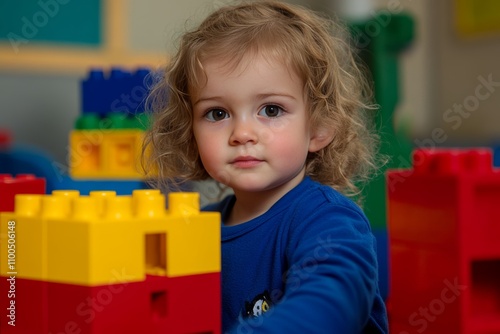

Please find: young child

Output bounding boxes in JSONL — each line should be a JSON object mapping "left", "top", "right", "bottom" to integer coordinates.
{"left": 144, "top": 1, "right": 388, "bottom": 333}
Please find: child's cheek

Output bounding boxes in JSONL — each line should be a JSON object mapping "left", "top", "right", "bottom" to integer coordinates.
{"left": 258, "top": 119, "right": 289, "bottom": 145}
{"left": 197, "top": 137, "right": 227, "bottom": 178}
{"left": 269, "top": 129, "right": 309, "bottom": 166}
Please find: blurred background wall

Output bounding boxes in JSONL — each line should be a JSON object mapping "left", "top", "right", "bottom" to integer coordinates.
{"left": 1, "top": 0, "right": 499, "bottom": 166}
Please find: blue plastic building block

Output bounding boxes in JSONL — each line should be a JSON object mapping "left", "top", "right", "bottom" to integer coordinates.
{"left": 81, "top": 67, "right": 152, "bottom": 116}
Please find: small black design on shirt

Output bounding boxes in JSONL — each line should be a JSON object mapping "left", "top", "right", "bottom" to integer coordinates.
{"left": 244, "top": 291, "right": 273, "bottom": 318}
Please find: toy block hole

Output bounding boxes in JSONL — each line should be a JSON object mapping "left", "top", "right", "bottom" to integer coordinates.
{"left": 151, "top": 290, "right": 167, "bottom": 319}
{"left": 470, "top": 259, "right": 500, "bottom": 319}
{"left": 109, "top": 141, "right": 136, "bottom": 171}
{"left": 75, "top": 141, "right": 100, "bottom": 171}
{"left": 145, "top": 233, "right": 167, "bottom": 276}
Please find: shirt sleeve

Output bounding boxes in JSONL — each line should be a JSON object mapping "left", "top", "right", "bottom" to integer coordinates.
{"left": 227, "top": 200, "right": 383, "bottom": 333}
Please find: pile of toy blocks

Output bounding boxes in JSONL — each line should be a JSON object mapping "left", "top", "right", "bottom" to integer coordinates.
{"left": 0, "top": 68, "right": 222, "bottom": 334}
{"left": 0, "top": 183, "right": 221, "bottom": 333}
{"left": 70, "top": 68, "right": 153, "bottom": 180}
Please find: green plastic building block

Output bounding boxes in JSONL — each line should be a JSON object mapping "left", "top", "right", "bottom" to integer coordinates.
{"left": 75, "top": 113, "right": 151, "bottom": 130}
{"left": 349, "top": 13, "right": 415, "bottom": 230}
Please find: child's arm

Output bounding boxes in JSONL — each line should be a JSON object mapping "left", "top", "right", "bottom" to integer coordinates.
{"left": 229, "top": 203, "right": 387, "bottom": 333}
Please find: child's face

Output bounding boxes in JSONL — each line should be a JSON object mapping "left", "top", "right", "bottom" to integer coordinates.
{"left": 192, "top": 55, "right": 323, "bottom": 195}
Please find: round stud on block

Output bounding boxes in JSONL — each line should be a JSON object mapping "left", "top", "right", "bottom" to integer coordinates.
{"left": 412, "top": 148, "right": 494, "bottom": 175}
{"left": 434, "top": 151, "right": 461, "bottom": 174}
{"left": 89, "top": 191, "right": 117, "bottom": 197}
{"left": 133, "top": 189, "right": 160, "bottom": 196}
{"left": 41, "top": 195, "right": 70, "bottom": 219}
{"left": 110, "top": 68, "right": 125, "bottom": 78}
{"left": 52, "top": 190, "right": 80, "bottom": 198}
{"left": 412, "top": 149, "right": 459, "bottom": 174}
{"left": 15, "top": 195, "right": 42, "bottom": 217}
{"left": 168, "top": 193, "right": 200, "bottom": 216}
{"left": 105, "top": 196, "right": 133, "bottom": 220}
{"left": 88, "top": 69, "right": 105, "bottom": 80}
{"left": 75, "top": 113, "right": 101, "bottom": 130}
{"left": 72, "top": 196, "right": 99, "bottom": 221}
{"left": 108, "top": 112, "right": 129, "bottom": 129}
{"left": 90, "top": 191, "right": 117, "bottom": 217}
{"left": 133, "top": 189, "right": 165, "bottom": 218}
{"left": 462, "top": 149, "right": 492, "bottom": 173}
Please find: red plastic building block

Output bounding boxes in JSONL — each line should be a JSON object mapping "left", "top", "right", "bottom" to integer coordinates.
{"left": 48, "top": 273, "right": 221, "bottom": 334}
{"left": 0, "top": 174, "right": 46, "bottom": 212}
{"left": 0, "top": 278, "right": 48, "bottom": 333}
{"left": 387, "top": 148, "right": 500, "bottom": 333}
{"left": 1, "top": 273, "right": 221, "bottom": 334}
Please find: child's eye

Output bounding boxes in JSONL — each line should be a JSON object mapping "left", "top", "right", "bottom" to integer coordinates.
{"left": 258, "top": 105, "right": 284, "bottom": 118}
{"left": 205, "top": 109, "right": 229, "bottom": 122}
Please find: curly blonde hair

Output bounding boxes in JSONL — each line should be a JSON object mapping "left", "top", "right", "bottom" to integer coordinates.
{"left": 143, "top": 0, "right": 379, "bottom": 198}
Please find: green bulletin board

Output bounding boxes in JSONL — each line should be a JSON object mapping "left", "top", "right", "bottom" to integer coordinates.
{"left": 0, "top": 0, "right": 101, "bottom": 47}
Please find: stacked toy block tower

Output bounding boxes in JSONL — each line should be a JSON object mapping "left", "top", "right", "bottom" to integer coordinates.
{"left": 387, "top": 148, "right": 500, "bottom": 333}
{"left": 70, "top": 68, "right": 152, "bottom": 179}
{"left": 0, "top": 190, "right": 221, "bottom": 333}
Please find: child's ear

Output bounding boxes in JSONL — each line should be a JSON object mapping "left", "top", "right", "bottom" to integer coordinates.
{"left": 309, "top": 126, "right": 334, "bottom": 152}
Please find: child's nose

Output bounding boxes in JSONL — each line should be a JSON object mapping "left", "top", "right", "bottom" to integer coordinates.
{"left": 229, "top": 118, "right": 258, "bottom": 146}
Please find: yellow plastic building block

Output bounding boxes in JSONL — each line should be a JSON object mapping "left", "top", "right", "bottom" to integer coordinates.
{"left": 0, "top": 189, "right": 220, "bottom": 286}
{"left": 143, "top": 192, "right": 221, "bottom": 277}
{"left": 0, "top": 195, "right": 48, "bottom": 280}
{"left": 46, "top": 191, "right": 145, "bottom": 286}
{"left": 69, "top": 129, "right": 147, "bottom": 179}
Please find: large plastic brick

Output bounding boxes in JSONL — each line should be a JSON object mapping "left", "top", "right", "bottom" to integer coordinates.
{"left": 0, "top": 174, "right": 45, "bottom": 212}
{"left": 144, "top": 192, "right": 221, "bottom": 277}
{"left": 0, "top": 275, "right": 221, "bottom": 334}
{"left": 44, "top": 273, "right": 221, "bottom": 334}
{"left": 45, "top": 190, "right": 145, "bottom": 286}
{"left": 387, "top": 148, "right": 500, "bottom": 333}
{"left": 69, "top": 129, "right": 146, "bottom": 179}
{"left": 81, "top": 67, "right": 151, "bottom": 116}
{"left": 0, "top": 145, "right": 150, "bottom": 194}
{"left": 0, "top": 278, "right": 48, "bottom": 334}
{"left": 0, "top": 196, "right": 48, "bottom": 280}
{"left": 1, "top": 190, "right": 220, "bottom": 286}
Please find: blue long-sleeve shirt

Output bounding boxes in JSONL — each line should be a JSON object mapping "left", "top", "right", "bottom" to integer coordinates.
{"left": 204, "top": 176, "right": 388, "bottom": 333}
